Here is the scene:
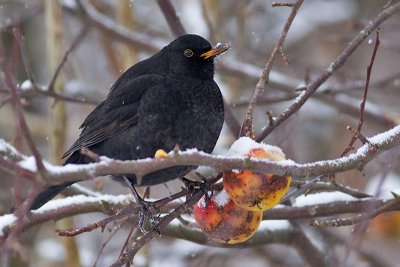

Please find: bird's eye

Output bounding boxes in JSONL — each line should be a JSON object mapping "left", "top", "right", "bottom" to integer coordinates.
{"left": 184, "top": 49, "right": 194, "bottom": 58}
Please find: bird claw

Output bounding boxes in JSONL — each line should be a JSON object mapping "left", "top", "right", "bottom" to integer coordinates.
{"left": 136, "top": 197, "right": 161, "bottom": 234}
{"left": 181, "top": 176, "right": 207, "bottom": 192}
{"left": 181, "top": 176, "right": 213, "bottom": 207}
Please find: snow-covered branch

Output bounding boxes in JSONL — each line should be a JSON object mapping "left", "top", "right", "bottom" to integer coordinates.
{"left": 1, "top": 125, "right": 399, "bottom": 186}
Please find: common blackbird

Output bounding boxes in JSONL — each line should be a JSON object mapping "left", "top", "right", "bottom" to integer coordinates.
{"left": 30, "top": 34, "right": 229, "bottom": 210}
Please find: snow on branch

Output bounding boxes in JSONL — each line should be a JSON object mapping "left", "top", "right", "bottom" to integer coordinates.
{"left": 1, "top": 125, "right": 399, "bottom": 186}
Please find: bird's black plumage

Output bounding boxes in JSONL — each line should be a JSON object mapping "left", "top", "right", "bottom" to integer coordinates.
{"left": 30, "top": 34, "right": 227, "bottom": 210}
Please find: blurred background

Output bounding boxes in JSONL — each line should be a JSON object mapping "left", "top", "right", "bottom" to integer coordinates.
{"left": 0, "top": 0, "right": 399, "bottom": 266}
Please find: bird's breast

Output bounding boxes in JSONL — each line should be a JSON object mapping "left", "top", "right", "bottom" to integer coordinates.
{"left": 132, "top": 76, "right": 223, "bottom": 156}
{"left": 171, "top": 79, "right": 224, "bottom": 153}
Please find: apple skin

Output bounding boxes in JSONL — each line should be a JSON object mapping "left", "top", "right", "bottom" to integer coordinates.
{"left": 193, "top": 191, "right": 262, "bottom": 244}
{"left": 223, "top": 147, "right": 291, "bottom": 211}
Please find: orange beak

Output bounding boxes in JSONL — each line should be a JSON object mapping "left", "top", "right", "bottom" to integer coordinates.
{"left": 200, "top": 43, "right": 230, "bottom": 59}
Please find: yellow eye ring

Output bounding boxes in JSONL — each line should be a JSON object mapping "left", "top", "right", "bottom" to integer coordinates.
{"left": 184, "top": 49, "right": 194, "bottom": 58}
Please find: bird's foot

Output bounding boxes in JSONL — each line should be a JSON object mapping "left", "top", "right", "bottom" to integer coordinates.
{"left": 122, "top": 177, "right": 161, "bottom": 234}
{"left": 181, "top": 174, "right": 213, "bottom": 208}
{"left": 135, "top": 197, "right": 161, "bottom": 234}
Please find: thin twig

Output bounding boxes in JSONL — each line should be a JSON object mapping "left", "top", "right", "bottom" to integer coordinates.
{"left": 0, "top": 87, "right": 99, "bottom": 108}
{"left": 290, "top": 178, "right": 372, "bottom": 199}
{"left": 264, "top": 198, "right": 400, "bottom": 220}
{"left": 93, "top": 222, "right": 126, "bottom": 267}
{"left": 340, "top": 30, "right": 380, "bottom": 156}
{"left": 310, "top": 196, "right": 400, "bottom": 227}
{"left": 317, "top": 94, "right": 398, "bottom": 129}
{"left": 47, "top": 25, "right": 89, "bottom": 93}
{"left": 224, "top": 100, "right": 241, "bottom": 138}
{"left": 272, "top": 2, "right": 295, "bottom": 7}
{"left": 14, "top": 26, "right": 39, "bottom": 91}
{"left": 240, "top": 0, "right": 304, "bottom": 138}
{"left": 118, "top": 223, "right": 140, "bottom": 263}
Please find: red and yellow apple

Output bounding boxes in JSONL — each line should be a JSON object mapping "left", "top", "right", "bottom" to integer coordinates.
{"left": 193, "top": 190, "right": 262, "bottom": 244}
{"left": 223, "top": 138, "right": 291, "bottom": 211}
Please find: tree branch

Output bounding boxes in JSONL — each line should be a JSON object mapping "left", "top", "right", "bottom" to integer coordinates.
{"left": 255, "top": 2, "right": 400, "bottom": 141}
{"left": 240, "top": 0, "right": 304, "bottom": 138}
{"left": 156, "top": 0, "right": 186, "bottom": 37}
{"left": 2, "top": 125, "right": 400, "bottom": 185}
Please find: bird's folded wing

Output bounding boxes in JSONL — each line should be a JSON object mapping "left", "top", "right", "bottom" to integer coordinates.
{"left": 62, "top": 74, "right": 164, "bottom": 158}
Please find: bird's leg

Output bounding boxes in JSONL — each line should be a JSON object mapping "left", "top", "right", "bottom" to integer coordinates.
{"left": 123, "top": 177, "right": 160, "bottom": 234}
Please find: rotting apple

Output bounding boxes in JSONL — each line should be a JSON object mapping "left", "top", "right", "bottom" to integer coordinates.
{"left": 223, "top": 137, "right": 291, "bottom": 211}
{"left": 193, "top": 189, "right": 262, "bottom": 244}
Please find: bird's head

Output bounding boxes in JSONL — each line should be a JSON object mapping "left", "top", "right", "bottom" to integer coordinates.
{"left": 162, "top": 34, "right": 230, "bottom": 79}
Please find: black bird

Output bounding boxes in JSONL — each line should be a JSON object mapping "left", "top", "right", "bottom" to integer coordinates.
{"left": 30, "top": 34, "right": 229, "bottom": 210}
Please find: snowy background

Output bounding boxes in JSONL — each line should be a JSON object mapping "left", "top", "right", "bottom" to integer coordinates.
{"left": 0, "top": 0, "right": 400, "bottom": 266}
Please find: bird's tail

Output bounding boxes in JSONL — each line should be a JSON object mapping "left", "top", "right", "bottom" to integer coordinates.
{"left": 30, "top": 182, "right": 74, "bottom": 210}
{"left": 29, "top": 151, "right": 87, "bottom": 210}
